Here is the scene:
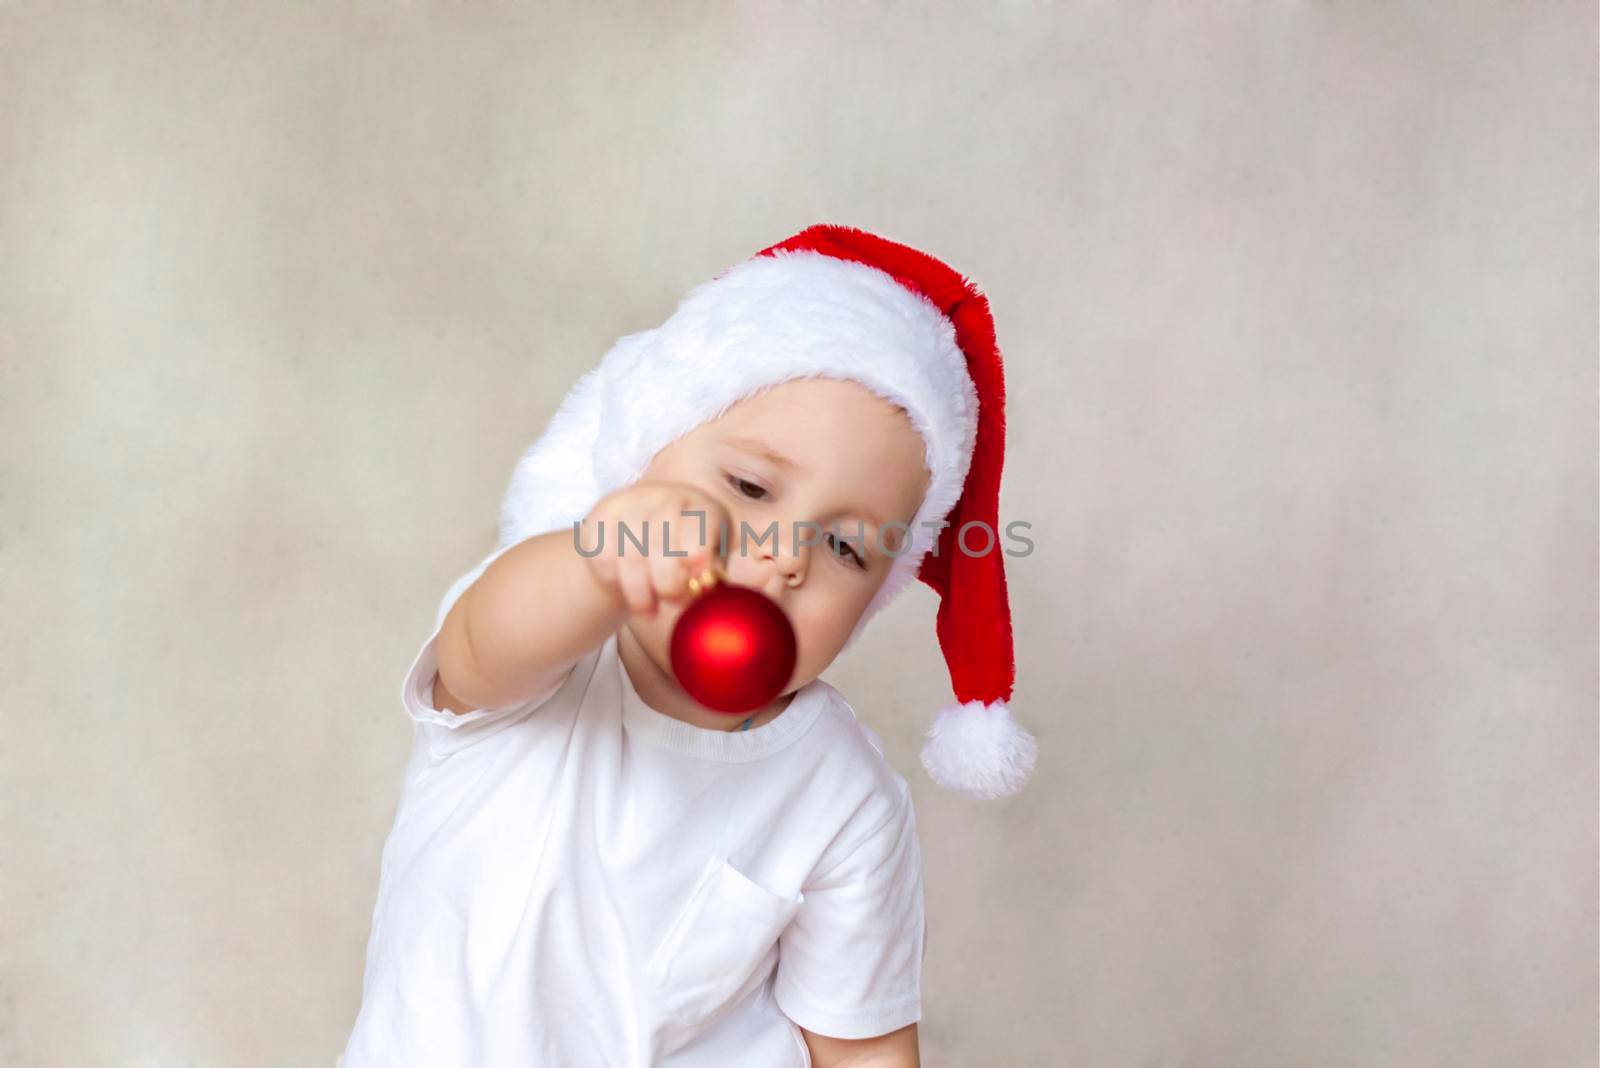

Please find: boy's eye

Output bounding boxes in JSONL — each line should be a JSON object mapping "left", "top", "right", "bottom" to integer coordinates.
{"left": 722, "top": 472, "right": 867, "bottom": 571}
{"left": 825, "top": 533, "right": 867, "bottom": 570}
{"left": 726, "top": 474, "right": 768, "bottom": 500}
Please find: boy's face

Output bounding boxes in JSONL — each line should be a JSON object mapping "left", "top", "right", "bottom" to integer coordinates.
{"left": 620, "top": 375, "right": 930, "bottom": 720}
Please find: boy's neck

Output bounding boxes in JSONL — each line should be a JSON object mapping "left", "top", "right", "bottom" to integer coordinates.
{"left": 615, "top": 624, "right": 795, "bottom": 731}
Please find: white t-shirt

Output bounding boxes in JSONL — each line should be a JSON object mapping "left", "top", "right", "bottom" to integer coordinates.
{"left": 340, "top": 546, "right": 926, "bottom": 1067}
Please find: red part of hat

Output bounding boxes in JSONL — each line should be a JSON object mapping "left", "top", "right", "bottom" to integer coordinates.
{"left": 753, "top": 224, "right": 1016, "bottom": 710}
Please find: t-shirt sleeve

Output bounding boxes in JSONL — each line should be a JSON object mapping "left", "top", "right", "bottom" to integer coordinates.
{"left": 400, "top": 541, "right": 572, "bottom": 757}
{"left": 773, "top": 781, "right": 926, "bottom": 1040}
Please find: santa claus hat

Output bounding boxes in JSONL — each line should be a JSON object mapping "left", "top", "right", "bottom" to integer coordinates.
{"left": 495, "top": 223, "right": 1037, "bottom": 799}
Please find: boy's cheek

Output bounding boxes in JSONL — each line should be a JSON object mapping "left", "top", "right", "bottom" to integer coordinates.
{"left": 788, "top": 601, "right": 858, "bottom": 664}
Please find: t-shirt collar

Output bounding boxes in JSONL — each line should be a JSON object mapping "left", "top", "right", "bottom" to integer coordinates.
{"left": 610, "top": 632, "right": 825, "bottom": 762}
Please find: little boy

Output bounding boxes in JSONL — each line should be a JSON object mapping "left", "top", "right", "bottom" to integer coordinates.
{"left": 340, "top": 225, "right": 1037, "bottom": 1067}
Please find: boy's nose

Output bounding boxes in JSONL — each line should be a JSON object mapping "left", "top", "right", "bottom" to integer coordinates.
{"left": 754, "top": 540, "right": 807, "bottom": 597}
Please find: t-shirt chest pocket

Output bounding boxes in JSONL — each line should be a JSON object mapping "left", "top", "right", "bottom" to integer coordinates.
{"left": 646, "top": 854, "right": 805, "bottom": 1030}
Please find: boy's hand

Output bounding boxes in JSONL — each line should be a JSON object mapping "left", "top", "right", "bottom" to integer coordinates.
{"left": 579, "top": 480, "right": 733, "bottom": 619}
{"left": 432, "top": 482, "right": 730, "bottom": 713}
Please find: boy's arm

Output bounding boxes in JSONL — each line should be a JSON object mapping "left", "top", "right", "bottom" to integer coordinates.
{"left": 798, "top": 1022, "right": 919, "bottom": 1068}
{"left": 433, "top": 528, "right": 625, "bottom": 714}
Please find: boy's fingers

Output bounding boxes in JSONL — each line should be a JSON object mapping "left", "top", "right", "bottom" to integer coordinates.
{"left": 617, "top": 556, "right": 656, "bottom": 616}
{"left": 649, "top": 548, "right": 688, "bottom": 603}
{"left": 674, "top": 508, "right": 720, "bottom": 590}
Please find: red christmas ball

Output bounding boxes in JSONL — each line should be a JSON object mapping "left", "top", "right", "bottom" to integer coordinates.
{"left": 670, "top": 579, "right": 797, "bottom": 715}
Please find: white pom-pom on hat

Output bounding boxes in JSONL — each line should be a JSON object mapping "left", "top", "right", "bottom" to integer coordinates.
{"left": 921, "top": 699, "right": 1038, "bottom": 800}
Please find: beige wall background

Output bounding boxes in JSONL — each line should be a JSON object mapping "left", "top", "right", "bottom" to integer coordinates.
{"left": 3, "top": 3, "right": 1594, "bottom": 1065}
